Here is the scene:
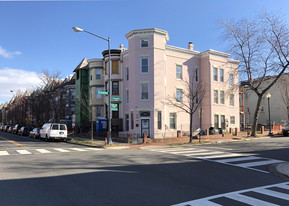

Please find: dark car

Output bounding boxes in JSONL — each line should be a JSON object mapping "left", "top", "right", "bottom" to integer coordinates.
{"left": 7, "top": 126, "right": 13, "bottom": 133}
{"left": 12, "top": 124, "right": 25, "bottom": 134}
{"left": 29, "top": 128, "right": 40, "bottom": 139}
{"left": 18, "top": 126, "right": 32, "bottom": 136}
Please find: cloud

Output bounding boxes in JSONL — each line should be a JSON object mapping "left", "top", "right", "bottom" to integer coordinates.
{"left": 0, "top": 68, "right": 41, "bottom": 104}
{"left": 0, "top": 46, "right": 22, "bottom": 59}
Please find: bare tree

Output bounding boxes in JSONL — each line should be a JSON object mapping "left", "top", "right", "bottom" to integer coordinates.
{"left": 221, "top": 11, "right": 289, "bottom": 136}
{"left": 166, "top": 78, "right": 206, "bottom": 143}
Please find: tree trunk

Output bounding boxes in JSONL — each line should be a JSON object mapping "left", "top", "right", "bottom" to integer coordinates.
{"left": 189, "top": 113, "right": 193, "bottom": 143}
{"left": 251, "top": 95, "right": 263, "bottom": 137}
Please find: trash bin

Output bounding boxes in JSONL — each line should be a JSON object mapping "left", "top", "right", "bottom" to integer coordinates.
{"left": 218, "top": 128, "right": 223, "bottom": 134}
{"left": 209, "top": 127, "right": 216, "bottom": 135}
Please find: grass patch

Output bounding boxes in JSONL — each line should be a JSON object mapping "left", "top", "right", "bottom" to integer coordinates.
{"left": 68, "top": 139, "right": 104, "bottom": 147}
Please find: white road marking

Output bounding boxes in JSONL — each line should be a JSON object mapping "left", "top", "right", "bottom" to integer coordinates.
{"left": 235, "top": 159, "right": 284, "bottom": 167}
{"left": 0, "top": 151, "right": 9, "bottom": 156}
{"left": 16, "top": 150, "right": 32, "bottom": 155}
{"left": 35, "top": 149, "right": 51, "bottom": 154}
{"left": 53, "top": 148, "right": 70, "bottom": 153}
{"left": 173, "top": 182, "right": 289, "bottom": 206}
{"left": 70, "top": 148, "right": 87, "bottom": 152}
{"left": 216, "top": 156, "right": 263, "bottom": 163}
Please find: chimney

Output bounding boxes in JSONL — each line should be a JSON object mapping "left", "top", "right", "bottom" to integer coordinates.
{"left": 188, "top": 42, "right": 194, "bottom": 51}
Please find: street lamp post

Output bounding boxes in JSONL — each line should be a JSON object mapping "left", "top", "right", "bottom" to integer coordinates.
{"left": 266, "top": 93, "right": 273, "bottom": 136}
{"left": 72, "top": 27, "right": 112, "bottom": 144}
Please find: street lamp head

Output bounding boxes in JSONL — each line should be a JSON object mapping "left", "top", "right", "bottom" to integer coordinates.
{"left": 266, "top": 93, "right": 271, "bottom": 99}
{"left": 72, "top": 27, "right": 84, "bottom": 32}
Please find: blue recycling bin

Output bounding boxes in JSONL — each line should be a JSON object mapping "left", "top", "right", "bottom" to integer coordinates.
{"left": 96, "top": 117, "right": 107, "bottom": 133}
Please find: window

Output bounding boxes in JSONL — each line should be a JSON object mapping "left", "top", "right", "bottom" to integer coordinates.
{"left": 112, "top": 61, "right": 119, "bottom": 74}
{"left": 195, "top": 69, "right": 199, "bottom": 82}
{"left": 141, "top": 58, "right": 149, "bottom": 73}
{"left": 196, "top": 93, "right": 199, "bottom": 104}
{"left": 176, "top": 65, "right": 182, "bottom": 79}
{"left": 141, "top": 84, "right": 149, "bottom": 100}
{"left": 214, "top": 90, "right": 218, "bottom": 104}
{"left": 125, "top": 114, "right": 129, "bottom": 131}
{"left": 131, "top": 112, "right": 134, "bottom": 129}
{"left": 230, "top": 116, "right": 235, "bottom": 124}
{"left": 112, "top": 104, "right": 119, "bottom": 118}
{"left": 157, "top": 111, "right": 162, "bottom": 130}
{"left": 126, "top": 67, "right": 129, "bottom": 81}
{"left": 141, "top": 39, "right": 148, "bottom": 48}
{"left": 213, "top": 68, "right": 218, "bottom": 81}
{"left": 230, "top": 94, "right": 234, "bottom": 106}
{"left": 229, "top": 74, "right": 234, "bottom": 86}
{"left": 96, "top": 87, "right": 102, "bottom": 99}
{"left": 95, "top": 105, "right": 102, "bottom": 117}
{"left": 96, "top": 69, "right": 102, "bottom": 80}
{"left": 176, "top": 89, "right": 182, "bottom": 102}
{"left": 220, "top": 91, "right": 224, "bottom": 105}
{"left": 220, "top": 69, "right": 224, "bottom": 82}
{"left": 112, "top": 81, "right": 119, "bottom": 95}
{"left": 126, "top": 90, "right": 129, "bottom": 104}
{"left": 221, "top": 115, "right": 226, "bottom": 129}
{"left": 169, "top": 113, "right": 176, "bottom": 129}
{"left": 214, "top": 115, "right": 219, "bottom": 129}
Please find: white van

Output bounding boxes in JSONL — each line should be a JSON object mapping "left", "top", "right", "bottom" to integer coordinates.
{"left": 40, "top": 123, "right": 67, "bottom": 141}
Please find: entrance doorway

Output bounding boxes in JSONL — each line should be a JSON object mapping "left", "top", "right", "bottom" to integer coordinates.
{"left": 141, "top": 119, "right": 150, "bottom": 138}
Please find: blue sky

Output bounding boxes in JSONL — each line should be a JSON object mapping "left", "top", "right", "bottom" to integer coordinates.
{"left": 1, "top": 0, "right": 289, "bottom": 104}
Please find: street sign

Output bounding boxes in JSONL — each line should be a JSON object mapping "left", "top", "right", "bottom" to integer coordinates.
{"left": 111, "top": 96, "right": 122, "bottom": 101}
{"left": 97, "top": 91, "right": 109, "bottom": 95}
{"left": 111, "top": 103, "right": 118, "bottom": 111}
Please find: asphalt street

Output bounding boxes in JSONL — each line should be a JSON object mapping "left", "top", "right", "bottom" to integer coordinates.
{"left": 1, "top": 132, "right": 289, "bottom": 205}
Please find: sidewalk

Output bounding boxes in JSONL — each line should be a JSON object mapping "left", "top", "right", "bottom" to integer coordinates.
{"left": 67, "top": 133, "right": 271, "bottom": 149}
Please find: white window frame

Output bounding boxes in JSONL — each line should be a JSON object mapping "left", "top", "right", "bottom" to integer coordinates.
{"left": 126, "top": 89, "right": 129, "bottom": 104}
{"left": 230, "top": 94, "right": 234, "bottom": 106}
{"left": 220, "top": 91, "right": 225, "bottom": 105}
{"left": 140, "top": 39, "right": 149, "bottom": 48}
{"left": 176, "top": 89, "right": 183, "bottom": 102}
{"left": 95, "top": 87, "right": 102, "bottom": 100}
{"left": 229, "top": 74, "right": 234, "bottom": 86}
{"left": 176, "top": 64, "right": 182, "bottom": 80}
{"left": 230, "top": 116, "right": 235, "bottom": 124}
{"left": 195, "top": 68, "right": 199, "bottom": 82}
{"left": 95, "top": 69, "right": 102, "bottom": 80}
{"left": 140, "top": 84, "right": 149, "bottom": 100}
{"left": 220, "top": 69, "right": 224, "bottom": 82}
{"left": 214, "top": 90, "right": 219, "bottom": 104}
{"left": 140, "top": 57, "right": 149, "bottom": 74}
{"left": 213, "top": 68, "right": 218, "bottom": 81}
{"left": 126, "top": 67, "right": 129, "bottom": 81}
{"left": 169, "top": 113, "right": 177, "bottom": 130}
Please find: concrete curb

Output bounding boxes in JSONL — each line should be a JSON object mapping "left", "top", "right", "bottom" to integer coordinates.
{"left": 276, "top": 162, "right": 289, "bottom": 178}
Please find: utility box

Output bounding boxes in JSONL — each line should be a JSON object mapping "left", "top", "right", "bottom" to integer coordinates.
{"left": 96, "top": 117, "right": 107, "bottom": 133}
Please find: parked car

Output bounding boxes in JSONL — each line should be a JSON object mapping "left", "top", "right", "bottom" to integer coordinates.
{"left": 7, "top": 126, "right": 13, "bottom": 133}
{"left": 0, "top": 125, "right": 5, "bottom": 131}
{"left": 40, "top": 123, "right": 67, "bottom": 141}
{"left": 18, "top": 126, "right": 32, "bottom": 136}
{"left": 282, "top": 124, "right": 289, "bottom": 136}
{"left": 29, "top": 128, "right": 40, "bottom": 139}
{"left": 12, "top": 124, "right": 25, "bottom": 134}
{"left": 3, "top": 125, "right": 11, "bottom": 132}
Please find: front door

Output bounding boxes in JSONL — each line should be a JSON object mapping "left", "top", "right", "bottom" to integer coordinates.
{"left": 141, "top": 119, "right": 150, "bottom": 138}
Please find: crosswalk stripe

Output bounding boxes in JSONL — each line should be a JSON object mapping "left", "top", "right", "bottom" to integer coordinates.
{"left": 225, "top": 193, "right": 279, "bottom": 206}
{"left": 173, "top": 182, "right": 289, "bottom": 206}
{"left": 200, "top": 153, "right": 245, "bottom": 159}
{"left": 235, "top": 159, "right": 284, "bottom": 167}
{"left": 216, "top": 156, "right": 263, "bottom": 163}
{"left": 183, "top": 151, "right": 225, "bottom": 156}
{"left": 36, "top": 149, "right": 51, "bottom": 154}
{"left": 0, "top": 151, "right": 9, "bottom": 156}
{"left": 53, "top": 148, "right": 70, "bottom": 153}
{"left": 256, "top": 188, "right": 289, "bottom": 200}
{"left": 16, "top": 150, "right": 32, "bottom": 155}
{"left": 170, "top": 149, "right": 209, "bottom": 154}
{"left": 85, "top": 148, "right": 102, "bottom": 151}
{"left": 154, "top": 148, "right": 205, "bottom": 153}
{"left": 70, "top": 148, "right": 87, "bottom": 152}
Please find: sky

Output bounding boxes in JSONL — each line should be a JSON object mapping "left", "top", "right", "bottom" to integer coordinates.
{"left": 0, "top": 0, "right": 289, "bottom": 104}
